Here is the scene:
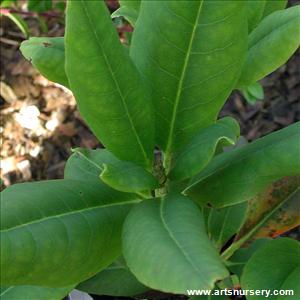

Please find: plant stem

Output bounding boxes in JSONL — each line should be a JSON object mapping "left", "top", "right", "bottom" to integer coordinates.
{"left": 163, "top": 152, "right": 172, "bottom": 175}
{"left": 221, "top": 188, "right": 299, "bottom": 260}
{"left": 137, "top": 190, "right": 151, "bottom": 199}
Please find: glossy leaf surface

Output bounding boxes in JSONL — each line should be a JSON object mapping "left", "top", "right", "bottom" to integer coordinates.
{"left": 185, "top": 122, "right": 300, "bottom": 207}
{"left": 130, "top": 1, "right": 247, "bottom": 159}
{"left": 207, "top": 202, "right": 248, "bottom": 251}
{"left": 77, "top": 257, "right": 148, "bottom": 297}
{"left": 0, "top": 180, "right": 140, "bottom": 286}
{"left": 238, "top": 6, "right": 300, "bottom": 87}
{"left": 241, "top": 238, "right": 300, "bottom": 299}
{"left": 237, "top": 176, "right": 300, "bottom": 240}
{"left": 65, "top": 148, "right": 158, "bottom": 193}
{"left": 0, "top": 285, "right": 73, "bottom": 300}
{"left": 123, "top": 195, "right": 229, "bottom": 294}
{"left": 245, "top": 0, "right": 266, "bottom": 33}
{"left": 227, "top": 238, "right": 270, "bottom": 278}
{"left": 101, "top": 161, "right": 159, "bottom": 193}
{"left": 111, "top": 0, "right": 141, "bottom": 26}
{"left": 262, "top": 0, "right": 287, "bottom": 18}
{"left": 169, "top": 117, "right": 240, "bottom": 181}
{"left": 241, "top": 82, "right": 264, "bottom": 104}
{"left": 119, "top": 0, "right": 140, "bottom": 11}
{"left": 20, "top": 37, "right": 68, "bottom": 87}
{"left": 245, "top": 0, "right": 287, "bottom": 32}
{"left": 64, "top": 148, "right": 114, "bottom": 183}
{"left": 65, "top": 0, "right": 154, "bottom": 168}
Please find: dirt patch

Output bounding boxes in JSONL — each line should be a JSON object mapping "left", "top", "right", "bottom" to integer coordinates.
{"left": 221, "top": 50, "right": 300, "bottom": 141}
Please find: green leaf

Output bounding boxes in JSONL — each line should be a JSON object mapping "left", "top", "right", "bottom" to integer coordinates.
{"left": 64, "top": 148, "right": 114, "bottom": 183}
{"left": 77, "top": 257, "right": 148, "bottom": 297}
{"left": 122, "top": 195, "right": 229, "bottom": 294}
{"left": 65, "top": 0, "right": 154, "bottom": 168}
{"left": 111, "top": 0, "right": 141, "bottom": 26}
{"left": 241, "top": 90, "right": 258, "bottom": 104}
{"left": 245, "top": 0, "right": 266, "bottom": 33}
{"left": 27, "top": 0, "right": 52, "bottom": 12}
{"left": 237, "top": 176, "right": 300, "bottom": 241}
{"left": 207, "top": 202, "right": 248, "bottom": 251}
{"left": 262, "top": 0, "right": 287, "bottom": 19}
{"left": 185, "top": 122, "right": 300, "bottom": 207}
{"left": 65, "top": 148, "right": 158, "bottom": 194}
{"left": 169, "top": 117, "right": 240, "bottom": 181}
{"left": 227, "top": 238, "right": 271, "bottom": 278}
{"left": 246, "top": 82, "right": 264, "bottom": 99}
{"left": 119, "top": 0, "right": 140, "bottom": 12}
{"left": 246, "top": 0, "right": 287, "bottom": 33}
{"left": 101, "top": 161, "right": 159, "bottom": 193}
{"left": 0, "top": 0, "right": 17, "bottom": 8}
{"left": 0, "top": 285, "right": 74, "bottom": 300}
{"left": 241, "top": 238, "right": 300, "bottom": 299}
{"left": 111, "top": 7, "right": 137, "bottom": 26}
{"left": 0, "top": 179, "right": 140, "bottom": 286}
{"left": 241, "top": 82, "right": 264, "bottom": 104}
{"left": 55, "top": 1, "right": 66, "bottom": 13}
{"left": 20, "top": 37, "right": 69, "bottom": 87}
{"left": 37, "top": 16, "right": 49, "bottom": 34}
{"left": 4, "top": 13, "right": 29, "bottom": 38}
{"left": 130, "top": 1, "right": 247, "bottom": 163}
{"left": 237, "top": 5, "right": 300, "bottom": 87}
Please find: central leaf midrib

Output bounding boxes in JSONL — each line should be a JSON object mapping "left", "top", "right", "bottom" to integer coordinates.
{"left": 75, "top": 150, "right": 104, "bottom": 172}
{"left": 164, "top": 0, "right": 204, "bottom": 160}
{"left": 159, "top": 199, "right": 205, "bottom": 279}
{"left": 80, "top": 1, "right": 149, "bottom": 166}
{"left": 0, "top": 287, "right": 14, "bottom": 297}
{"left": 234, "top": 188, "right": 300, "bottom": 250}
{"left": 216, "top": 206, "right": 232, "bottom": 248}
{"left": 1, "top": 199, "right": 140, "bottom": 233}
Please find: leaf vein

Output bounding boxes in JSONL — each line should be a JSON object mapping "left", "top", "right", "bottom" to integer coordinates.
{"left": 80, "top": 1, "right": 149, "bottom": 166}
{"left": 1, "top": 200, "right": 140, "bottom": 233}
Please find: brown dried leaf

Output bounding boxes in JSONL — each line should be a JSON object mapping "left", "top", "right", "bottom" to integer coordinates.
{"left": 237, "top": 176, "right": 300, "bottom": 240}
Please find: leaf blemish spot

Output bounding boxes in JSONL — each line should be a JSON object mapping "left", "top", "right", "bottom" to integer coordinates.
{"left": 43, "top": 42, "right": 52, "bottom": 47}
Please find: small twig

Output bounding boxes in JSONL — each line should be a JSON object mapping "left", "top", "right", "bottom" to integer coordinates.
{"left": 0, "top": 37, "right": 20, "bottom": 46}
{"left": 6, "top": 30, "right": 26, "bottom": 38}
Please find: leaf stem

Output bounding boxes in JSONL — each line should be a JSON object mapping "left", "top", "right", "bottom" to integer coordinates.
{"left": 163, "top": 153, "right": 172, "bottom": 174}
{"left": 163, "top": 1, "right": 204, "bottom": 167}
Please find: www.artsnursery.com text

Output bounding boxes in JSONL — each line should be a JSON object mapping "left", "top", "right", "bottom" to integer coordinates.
{"left": 187, "top": 288, "right": 295, "bottom": 298}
